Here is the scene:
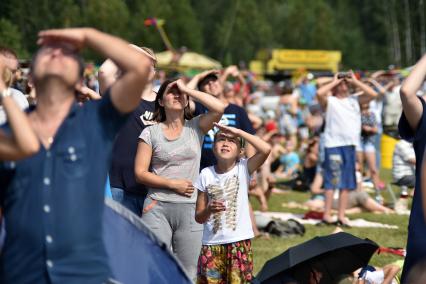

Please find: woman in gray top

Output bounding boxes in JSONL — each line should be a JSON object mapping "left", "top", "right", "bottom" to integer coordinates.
{"left": 135, "top": 79, "right": 225, "bottom": 278}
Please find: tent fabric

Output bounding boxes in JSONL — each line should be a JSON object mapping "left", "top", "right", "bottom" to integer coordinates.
{"left": 103, "top": 198, "right": 192, "bottom": 284}
{"left": 155, "top": 50, "right": 222, "bottom": 70}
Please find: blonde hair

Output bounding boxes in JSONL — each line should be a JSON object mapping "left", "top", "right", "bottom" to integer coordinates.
{"left": 129, "top": 44, "right": 156, "bottom": 66}
{"left": 2, "top": 68, "right": 13, "bottom": 87}
{"left": 141, "top": 47, "right": 156, "bottom": 64}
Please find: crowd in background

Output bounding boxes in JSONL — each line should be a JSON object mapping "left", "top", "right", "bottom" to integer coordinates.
{"left": 1, "top": 30, "right": 426, "bottom": 284}
{"left": 2, "top": 44, "right": 423, "bottom": 223}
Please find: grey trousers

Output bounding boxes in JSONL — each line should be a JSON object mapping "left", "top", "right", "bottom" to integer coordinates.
{"left": 142, "top": 198, "right": 203, "bottom": 279}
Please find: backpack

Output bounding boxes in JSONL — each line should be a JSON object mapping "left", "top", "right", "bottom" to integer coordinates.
{"left": 265, "top": 219, "right": 306, "bottom": 238}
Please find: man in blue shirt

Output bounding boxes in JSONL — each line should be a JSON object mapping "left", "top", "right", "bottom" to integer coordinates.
{"left": 398, "top": 54, "right": 426, "bottom": 282}
{"left": 0, "top": 28, "right": 151, "bottom": 283}
{"left": 297, "top": 74, "right": 317, "bottom": 106}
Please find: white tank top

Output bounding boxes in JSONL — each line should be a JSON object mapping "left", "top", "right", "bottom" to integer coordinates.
{"left": 324, "top": 95, "right": 361, "bottom": 148}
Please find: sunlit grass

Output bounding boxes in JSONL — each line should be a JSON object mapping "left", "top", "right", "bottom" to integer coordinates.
{"left": 251, "top": 169, "right": 408, "bottom": 275}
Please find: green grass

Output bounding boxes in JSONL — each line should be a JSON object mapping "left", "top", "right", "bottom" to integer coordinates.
{"left": 250, "top": 169, "right": 409, "bottom": 275}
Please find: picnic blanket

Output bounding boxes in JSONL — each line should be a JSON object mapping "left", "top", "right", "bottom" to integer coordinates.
{"left": 255, "top": 211, "right": 399, "bottom": 229}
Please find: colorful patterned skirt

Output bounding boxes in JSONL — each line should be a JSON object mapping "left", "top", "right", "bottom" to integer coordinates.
{"left": 196, "top": 239, "right": 253, "bottom": 284}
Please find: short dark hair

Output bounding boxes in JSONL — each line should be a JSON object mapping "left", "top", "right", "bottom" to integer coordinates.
{"left": 197, "top": 73, "right": 218, "bottom": 91}
{"left": 29, "top": 46, "right": 85, "bottom": 79}
{"left": 152, "top": 79, "right": 193, "bottom": 122}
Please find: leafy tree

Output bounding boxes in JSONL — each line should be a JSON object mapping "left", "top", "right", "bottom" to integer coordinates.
{"left": 0, "top": 18, "right": 28, "bottom": 58}
{"left": 0, "top": 0, "right": 424, "bottom": 69}
{"left": 7, "top": 0, "right": 80, "bottom": 54}
{"left": 129, "top": 0, "right": 202, "bottom": 53}
{"left": 82, "top": 0, "right": 130, "bottom": 37}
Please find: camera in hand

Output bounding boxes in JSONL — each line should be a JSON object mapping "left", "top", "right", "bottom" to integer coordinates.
{"left": 337, "top": 72, "right": 351, "bottom": 79}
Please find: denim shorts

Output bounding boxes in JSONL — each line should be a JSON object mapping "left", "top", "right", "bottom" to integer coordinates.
{"left": 356, "top": 140, "right": 376, "bottom": 153}
{"left": 323, "top": 146, "right": 356, "bottom": 190}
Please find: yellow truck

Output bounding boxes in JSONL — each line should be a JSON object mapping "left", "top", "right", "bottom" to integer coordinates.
{"left": 250, "top": 49, "right": 342, "bottom": 76}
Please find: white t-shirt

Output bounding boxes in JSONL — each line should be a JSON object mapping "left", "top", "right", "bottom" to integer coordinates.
{"left": 392, "top": 140, "right": 415, "bottom": 181}
{"left": 364, "top": 270, "right": 384, "bottom": 284}
{"left": 383, "top": 86, "right": 402, "bottom": 127}
{"left": 369, "top": 98, "right": 383, "bottom": 129}
{"left": 0, "top": 88, "right": 29, "bottom": 125}
{"left": 324, "top": 95, "right": 361, "bottom": 148}
{"left": 361, "top": 270, "right": 397, "bottom": 284}
{"left": 194, "top": 159, "right": 254, "bottom": 245}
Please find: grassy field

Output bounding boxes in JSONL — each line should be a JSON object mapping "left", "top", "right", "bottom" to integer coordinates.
{"left": 250, "top": 169, "right": 409, "bottom": 275}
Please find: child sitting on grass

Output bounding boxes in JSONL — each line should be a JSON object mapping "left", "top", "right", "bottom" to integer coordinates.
{"left": 195, "top": 123, "right": 271, "bottom": 284}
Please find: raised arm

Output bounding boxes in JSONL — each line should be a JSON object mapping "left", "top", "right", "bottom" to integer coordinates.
{"left": 214, "top": 123, "right": 271, "bottom": 174}
{"left": 75, "top": 85, "right": 102, "bottom": 101}
{"left": 186, "top": 69, "right": 219, "bottom": 90}
{"left": 187, "top": 70, "right": 221, "bottom": 113}
{"left": 400, "top": 54, "right": 426, "bottom": 130}
{"left": 348, "top": 72, "right": 378, "bottom": 104}
{"left": 0, "top": 59, "right": 39, "bottom": 160}
{"left": 365, "top": 78, "right": 387, "bottom": 96}
{"left": 0, "top": 78, "right": 39, "bottom": 161}
{"left": 221, "top": 66, "right": 247, "bottom": 104}
{"left": 219, "top": 65, "right": 246, "bottom": 87}
{"left": 176, "top": 80, "right": 225, "bottom": 134}
{"left": 134, "top": 140, "right": 195, "bottom": 198}
{"left": 0, "top": 95, "right": 40, "bottom": 160}
{"left": 316, "top": 74, "right": 342, "bottom": 109}
{"left": 38, "top": 28, "right": 151, "bottom": 113}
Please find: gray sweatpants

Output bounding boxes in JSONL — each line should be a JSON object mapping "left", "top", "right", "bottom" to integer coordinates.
{"left": 142, "top": 198, "right": 203, "bottom": 279}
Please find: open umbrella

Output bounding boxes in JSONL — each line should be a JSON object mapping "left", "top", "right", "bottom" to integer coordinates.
{"left": 155, "top": 50, "right": 222, "bottom": 70}
{"left": 255, "top": 232, "right": 378, "bottom": 284}
{"left": 103, "top": 198, "right": 192, "bottom": 284}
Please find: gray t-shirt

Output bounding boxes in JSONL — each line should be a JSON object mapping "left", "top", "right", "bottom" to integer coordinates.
{"left": 139, "top": 116, "right": 204, "bottom": 203}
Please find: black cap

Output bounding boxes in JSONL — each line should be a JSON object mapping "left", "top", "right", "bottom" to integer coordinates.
{"left": 197, "top": 73, "right": 218, "bottom": 91}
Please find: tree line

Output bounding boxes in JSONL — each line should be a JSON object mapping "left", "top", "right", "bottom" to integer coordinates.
{"left": 0, "top": 0, "right": 425, "bottom": 70}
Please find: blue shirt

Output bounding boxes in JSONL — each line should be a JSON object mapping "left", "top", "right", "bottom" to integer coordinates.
{"left": 194, "top": 102, "right": 255, "bottom": 170}
{"left": 398, "top": 96, "right": 426, "bottom": 282}
{"left": 279, "top": 152, "right": 300, "bottom": 171}
{"left": 0, "top": 91, "right": 128, "bottom": 283}
{"left": 299, "top": 83, "right": 316, "bottom": 105}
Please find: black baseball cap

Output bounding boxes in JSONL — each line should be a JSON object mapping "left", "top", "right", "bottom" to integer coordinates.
{"left": 197, "top": 73, "right": 218, "bottom": 91}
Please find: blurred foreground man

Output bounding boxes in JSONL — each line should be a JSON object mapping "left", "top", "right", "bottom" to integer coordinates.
{"left": 0, "top": 28, "right": 151, "bottom": 283}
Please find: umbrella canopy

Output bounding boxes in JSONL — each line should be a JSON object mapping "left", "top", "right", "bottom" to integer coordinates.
{"left": 155, "top": 50, "right": 222, "bottom": 70}
{"left": 103, "top": 198, "right": 192, "bottom": 284}
{"left": 256, "top": 232, "right": 379, "bottom": 284}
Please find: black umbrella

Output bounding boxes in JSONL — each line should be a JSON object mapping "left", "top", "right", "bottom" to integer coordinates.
{"left": 255, "top": 232, "right": 379, "bottom": 284}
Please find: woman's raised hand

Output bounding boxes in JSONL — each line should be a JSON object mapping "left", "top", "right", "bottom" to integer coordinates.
{"left": 175, "top": 79, "right": 189, "bottom": 92}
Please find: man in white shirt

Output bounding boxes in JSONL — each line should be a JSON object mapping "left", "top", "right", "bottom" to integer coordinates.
{"left": 316, "top": 72, "right": 378, "bottom": 227}
{"left": 392, "top": 139, "right": 415, "bottom": 188}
